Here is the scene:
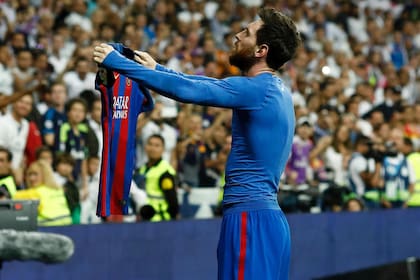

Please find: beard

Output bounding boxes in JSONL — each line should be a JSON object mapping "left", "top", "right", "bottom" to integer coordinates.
{"left": 229, "top": 45, "right": 258, "bottom": 73}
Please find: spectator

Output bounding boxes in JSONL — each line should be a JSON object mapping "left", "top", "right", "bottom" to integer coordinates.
{"left": 11, "top": 47, "right": 34, "bottom": 92}
{"left": 14, "top": 160, "right": 72, "bottom": 226}
{"left": 80, "top": 155, "right": 102, "bottom": 224}
{"left": 175, "top": 113, "right": 206, "bottom": 188}
{"left": 42, "top": 82, "right": 68, "bottom": 150}
{"left": 64, "top": 0, "right": 92, "bottom": 33}
{"left": 313, "top": 105, "right": 336, "bottom": 142}
{"left": 86, "top": 96, "right": 102, "bottom": 158}
{"left": 9, "top": 31, "right": 29, "bottom": 53}
{"left": 313, "top": 123, "right": 352, "bottom": 188}
{"left": 0, "top": 94, "right": 33, "bottom": 186}
{"left": 347, "top": 134, "right": 380, "bottom": 209}
{"left": 405, "top": 137, "right": 420, "bottom": 208}
{"left": 58, "top": 98, "right": 93, "bottom": 183}
{"left": 343, "top": 197, "right": 364, "bottom": 212}
{"left": 201, "top": 114, "right": 230, "bottom": 187}
{"left": 24, "top": 116, "right": 43, "bottom": 166}
{"left": 62, "top": 57, "right": 96, "bottom": 99}
{"left": 356, "top": 82, "right": 375, "bottom": 116}
{"left": 398, "top": 66, "right": 417, "bottom": 105}
{"left": 285, "top": 117, "right": 314, "bottom": 186}
{"left": 35, "top": 145, "right": 54, "bottom": 166}
{"left": 369, "top": 85, "right": 404, "bottom": 122}
{"left": 53, "top": 152, "right": 81, "bottom": 224}
{"left": 0, "top": 43, "right": 14, "bottom": 96}
{"left": 137, "top": 101, "right": 177, "bottom": 168}
{"left": 380, "top": 128, "right": 416, "bottom": 208}
{"left": 0, "top": 146, "right": 17, "bottom": 199}
{"left": 32, "top": 48, "right": 55, "bottom": 85}
{"left": 402, "top": 104, "right": 420, "bottom": 149}
{"left": 138, "top": 134, "right": 179, "bottom": 222}
{"left": 48, "top": 33, "right": 70, "bottom": 75}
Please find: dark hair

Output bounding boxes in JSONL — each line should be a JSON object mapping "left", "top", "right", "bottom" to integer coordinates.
{"left": 35, "top": 145, "right": 53, "bottom": 160}
{"left": 0, "top": 146, "right": 12, "bottom": 162}
{"left": 257, "top": 8, "right": 301, "bottom": 70}
{"left": 79, "top": 90, "right": 99, "bottom": 111}
{"left": 343, "top": 198, "right": 364, "bottom": 212}
{"left": 54, "top": 152, "right": 76, "bottom": 168}
{"left": 403, "top": 137, "right": 413, "bottom": 147}
{"left": 88, "top": 154, "right": 100, "bottom": 161}
{"left": 354, "top": 134, "right": 371, "bottom": 147}
{"left": 65, "top": 97, "right": 88, "bottom": 113}
{"left": 147, "top": 134, "right": 165, "bottom": 147}
{"left": 14, "top": 47, "right": 33, "bottom": 57}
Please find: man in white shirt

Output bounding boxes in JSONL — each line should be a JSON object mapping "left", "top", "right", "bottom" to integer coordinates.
{"left": 348, "top": 134, "right": 379, "bottom": 209}
{"left": 0, "top": 94, "right": 33, "bottom": 185}
{"left": 62, "top": 57, "right": 96, "bottom": 99}
{"left": 138, "top": 101, "right": 177, "bottom": 167}
{"left": 48, "top": 34, "right": 70, "bottom": 75}
{"left": 64, "top": 0, "right": 92, "bottom": 32}
{"left": 0, "top": 43, "right": 13, "bottom": 96}
{"left": 11, "top": 48, "right": 35, "bottom": 92}
{"left": 87, "top": 97, "right": 103, "bottom": 158}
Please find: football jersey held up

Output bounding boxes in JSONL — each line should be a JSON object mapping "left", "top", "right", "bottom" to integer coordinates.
{"left": 95, "top": 67, "right": 153, "bottom": 217}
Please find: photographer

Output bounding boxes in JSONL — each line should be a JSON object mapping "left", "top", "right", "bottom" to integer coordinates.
{"left": 348, "top": 134, "right": 382, "bottom": 209}
{"left": 378, "top": 128, "right": 416, "bottom": 208}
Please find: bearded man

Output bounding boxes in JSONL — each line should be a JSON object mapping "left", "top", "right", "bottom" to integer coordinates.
{"left": 93, "top": 7, "right": 300, "bottom": 280}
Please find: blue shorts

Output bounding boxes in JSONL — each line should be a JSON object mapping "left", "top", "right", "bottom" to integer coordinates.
{"left": 217, "top": 200, "right": 291, "bottom": 280}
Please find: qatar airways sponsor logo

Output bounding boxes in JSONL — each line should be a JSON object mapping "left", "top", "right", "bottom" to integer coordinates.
{"left": 113, "top": 96, "right": 129, "bottom": 119}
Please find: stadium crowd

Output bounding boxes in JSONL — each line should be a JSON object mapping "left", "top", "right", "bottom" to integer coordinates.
{"left": 0, "top": 0, "right": 419, "bottom": 224}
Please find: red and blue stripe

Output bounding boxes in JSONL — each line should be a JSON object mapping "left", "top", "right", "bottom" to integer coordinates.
{"left": 96, "top": 71, "right": 153, "bottom": 217}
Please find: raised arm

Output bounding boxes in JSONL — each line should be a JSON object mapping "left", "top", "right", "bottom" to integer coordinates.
{"left": 155, "top": 64, "right": 218, "bottom": 82}
{"left": 94, "top": 44, "right": 264, "bottom": 110}
{"left": 110, "top": 45, "right": 217, "bottom": 82}
{"left": 0, "top": 81, "right": 46, "bottom": 109}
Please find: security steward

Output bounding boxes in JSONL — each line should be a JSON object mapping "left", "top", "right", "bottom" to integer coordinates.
{"left": 0, "top": 147, "right": 17, "bottom": 199}
{"left": 14, "top": 160, "right": 72, "bottom": 226}
{"left": 405, "top": 138, "right": 420, "bottom": 207}
{"left": 139, "top": 134, "right": 179, "bottom": 221}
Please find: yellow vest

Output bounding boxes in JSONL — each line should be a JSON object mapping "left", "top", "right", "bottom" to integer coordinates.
{"left": 218, "top": 171, "right": 225, "bottom": 204}
{"left": 0, "top": 175, "right": 17, "bottom": 198}
{"left": 140, "top": 160, "right": 176, "bottom": 222}
{"left": 15, "top": 185, "right": 72, "bottom": 226}
{"left": 407, "top": 153, "right": 420, "bottom": 206}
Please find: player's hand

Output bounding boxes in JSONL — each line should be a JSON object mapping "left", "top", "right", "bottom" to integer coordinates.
{"left": 93, "top": 43, "right": 114, "bottom": 64}
{"left": 134, "top": 50, "right": 157, "bottom": 69}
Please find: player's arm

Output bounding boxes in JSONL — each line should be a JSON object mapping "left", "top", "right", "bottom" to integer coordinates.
{"left": 155, "top": 64, "right": 218, "bottom": 82}
{"left": 158, "top": 172, "right": 179, "bottom": 219}
{"left": 94, "top": 45, "right": 264, "bottom": 110}
{"left": 133, "top": 48, "right": 217, "bottom": 82}
{"left": 109, "top": 43, "right": 215, "bottom": 81}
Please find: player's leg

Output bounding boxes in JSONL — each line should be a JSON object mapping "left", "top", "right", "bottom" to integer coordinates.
{"left": 217, "top": 208, "right": 290, "bottom": 280}
{"left": 217, "top": 211, "right": 241, "bottom": 280}
{"left": 243, "top": 209, "right": 291, "bottom": 279}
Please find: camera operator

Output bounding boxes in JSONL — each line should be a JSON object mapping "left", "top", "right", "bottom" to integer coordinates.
{"left": 377, "top": 128, "right": 416, "bottom": 208}
{"left": 348, "top": 134, "right": 382, "bottom": 209}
